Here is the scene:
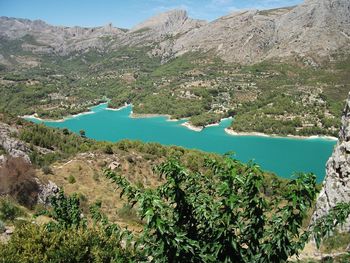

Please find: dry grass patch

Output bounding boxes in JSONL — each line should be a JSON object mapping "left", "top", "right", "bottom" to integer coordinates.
{"left": 36, "top": 151, "right": 165, "bottom": 231}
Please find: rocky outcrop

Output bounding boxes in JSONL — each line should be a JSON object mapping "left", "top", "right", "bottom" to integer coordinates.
{"left": 0, "top": 154, "right": 59, "bottom": 208}
{"left": 0, "top": 122, "right": 31, "bottom": 163}
{"left": 130, "top": 10, "right": 205, "bottom": 36}
{"left": 311, "top": 93, "right": 350, "bottom": 231}
{"left": 36, "top": 179, "right": 59, "bottom": 206}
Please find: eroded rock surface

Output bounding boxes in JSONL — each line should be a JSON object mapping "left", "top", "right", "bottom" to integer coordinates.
{"left": 311, "top": 93, "right": 350, "bottom": 231}
{"left": 0, "top": 123, "right": 31, "bottom": 163}
{"left": 36, "top": 179, "right": 59, "bottom": 206}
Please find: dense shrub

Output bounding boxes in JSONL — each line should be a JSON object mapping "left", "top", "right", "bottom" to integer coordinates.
{"left": 117, "top": 204, "right": 141, "bottom": 224}
{"left": 321, "top": 232, "right": 350, "bottom": 253}
{"left": 0, "top": 190, "right": 135, "bottom": 262}
{"left": 0, "top": 198, "right": 23, "bottom": 222}
{"left": 19, "top": 124, "right": 96, "bottom": 166}
{"left": 0, "top": 223, "right": 132, "bottom": 263}
{"left": 103, "top": 143, "right": 114, "bottom": 154}
{"left": 42, "top": 165, "right": 53, "bottom": 175}
{"left": 0, "top": 220, "right": 5, "bottom": 233}
{"left": 68, "top": 175, "right": 76, "bottom": 184}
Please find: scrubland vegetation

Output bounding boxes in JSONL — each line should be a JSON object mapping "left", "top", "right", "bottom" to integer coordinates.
{"left": 1, "top": 36, "right": 349, "bottom": 135}
{"left": 0, "top": 155, "right": 349, "bottom": 262}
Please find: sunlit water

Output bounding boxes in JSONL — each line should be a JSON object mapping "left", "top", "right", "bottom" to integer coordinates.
{"left": 26, "top": 103, "right": 336, "bottom": 182}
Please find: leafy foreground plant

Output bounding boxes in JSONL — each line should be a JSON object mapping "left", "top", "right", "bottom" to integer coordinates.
{"left": 105, "top": 157, "right": 350, "bottom": 263}
{"left": 0, "top": 157, "right": 349, "bottom": 263}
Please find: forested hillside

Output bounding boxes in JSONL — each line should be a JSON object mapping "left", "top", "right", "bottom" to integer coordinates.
{"left": 0, "top": 47, "right": 349, "bottom": 135}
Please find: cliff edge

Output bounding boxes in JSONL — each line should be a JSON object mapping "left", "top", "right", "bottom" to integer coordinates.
{"left": 311, "top": 93, "right": 350, "bottom": 231}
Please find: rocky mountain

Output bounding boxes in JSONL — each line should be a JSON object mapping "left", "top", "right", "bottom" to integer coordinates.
{"left": 168, "top": 9, "right": 284, "bottom": 64}
{"left": 169, "top": 0, "right": 350, "bottom": 63}
{"left": 0, "top": 0, "right": 349, "bottom": 64}
{"left": 127, "top": 10, "right": 206, "bottom": 59}
{"left": 311, "top": 92, "right": 350, "bottom": 232}
{"left": 0, "top": 16, "right": 126, "bottom": 55}
{"left": 269, "top": 0, "right": 350, "bottom": 61}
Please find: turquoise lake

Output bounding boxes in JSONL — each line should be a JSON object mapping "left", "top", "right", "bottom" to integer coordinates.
{"left": 26, "top": 103, "right": 337, "bottom": 182}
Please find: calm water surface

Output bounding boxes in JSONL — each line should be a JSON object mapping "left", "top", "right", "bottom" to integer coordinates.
{"left": 26, "top": 103, "right": 336, "bottom": 182}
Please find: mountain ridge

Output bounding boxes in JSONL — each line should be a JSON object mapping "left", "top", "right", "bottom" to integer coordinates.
{"left": 1, "top": 0, "right": 349, "bottom": 64}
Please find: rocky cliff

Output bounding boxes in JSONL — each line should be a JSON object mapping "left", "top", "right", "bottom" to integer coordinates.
{"left": 1, "top": 0, "right": 349, "bottom": 64}
{"left": 311, "top": 93, "right": 350, "bottom": 231}
{"left": 0, "top": 122, "right": 31, "bottom": 163}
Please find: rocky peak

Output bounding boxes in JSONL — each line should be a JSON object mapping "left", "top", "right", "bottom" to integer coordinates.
{"left": 311, "top": 93, "right": 350, "bottom": 231}
{"left": 129, "top": 9, "right": 206, "bottom": 40}
{"left": 130, "top": 9, "right": 189, "bottom": 33}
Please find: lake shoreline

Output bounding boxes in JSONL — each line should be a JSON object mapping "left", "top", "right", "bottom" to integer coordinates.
{"left": 181, "top": 122, "right": 203, "bottom": 132}
{"left": 131, "top": 112, "right": 172, "bottom": 119}
{"left": 21, "top": 103, "right": 335, "bottom": 181}
{"left": 22, "top": 104, "right": 337, "bottom": 141}
{"left": 21, "top": 102, "right": 108, "bottom": 122}
{"left": 224, "top": 128, "right": 338, "bottom": 141}
{"left": 21, "top": 111, "right": 95, "bottom": 123}
{"left": 129, "top": 112, "right": 183, "bottom": 122}
{"left": 106, "top": 103, "right": 131, "bottom": 111}
{"left": 180, "top": 116, "right": 233, "bottom": 131}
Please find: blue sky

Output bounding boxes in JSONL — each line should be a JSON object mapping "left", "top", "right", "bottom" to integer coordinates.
{"left": 0, "top": 0, "right": 303, "bottom": 29}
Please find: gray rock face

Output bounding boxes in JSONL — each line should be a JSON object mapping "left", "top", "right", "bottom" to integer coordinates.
{"left": 36, "top": 179, "right": 59, "bottom": 206}
{"left": 130, "top": 10, "right": 205, "bottom": 36}
{"left": 311, "top": 93, "right": 350, "bottom": 231}
{"left": 0, "top": 123, "right": 31, "bottom": 163}
{"left": 170, "top": 9, "right": 280, "bottom": 64}
{"left": 170, "top": 0, "right": 350, "bottom": 63}
{"left": 269, "top": 0, "right": 350, "bottom": 60}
